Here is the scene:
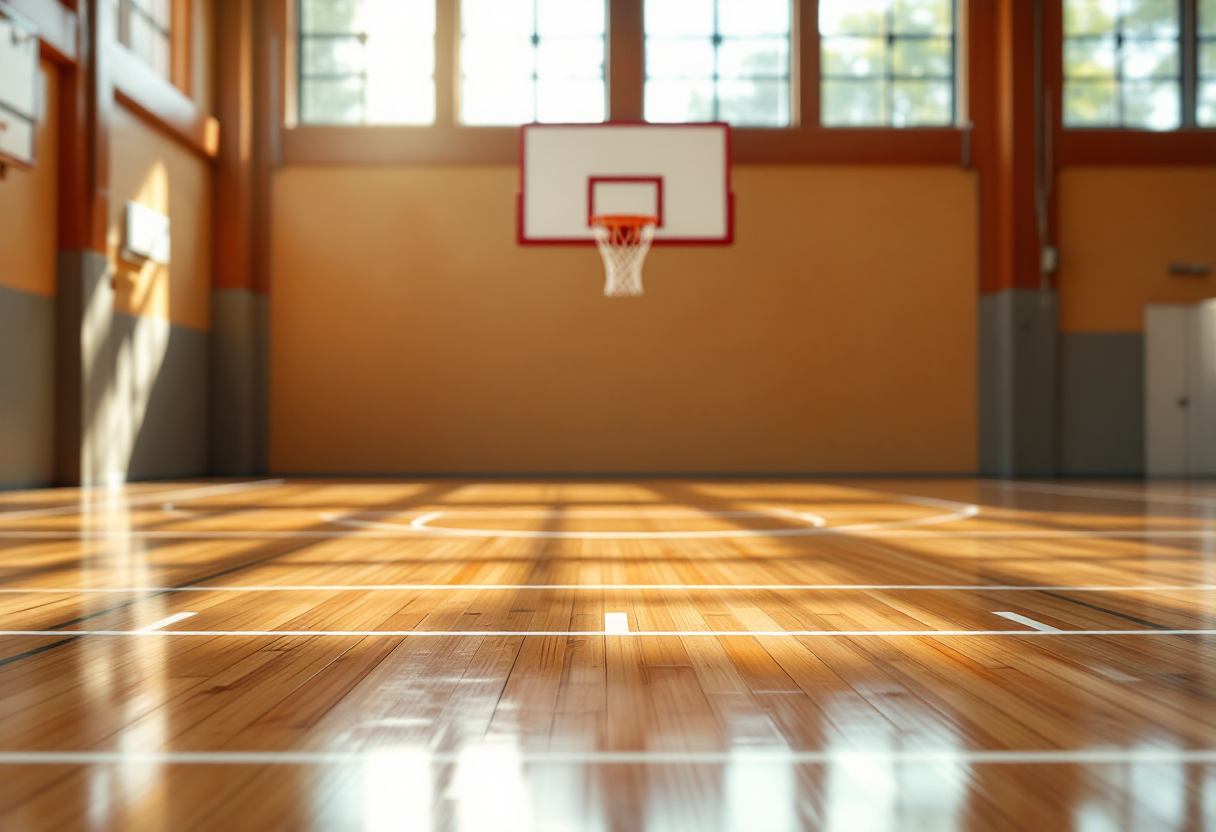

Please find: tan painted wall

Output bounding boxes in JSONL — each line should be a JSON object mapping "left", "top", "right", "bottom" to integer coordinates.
{"left": 0, "top": 60, "right": 57, "bottom": 297}
{"left": 1059, "top": 167, "right": 1216, "bottom": 333}
{"left": 270, "top": 165, "right": 977, "bottom": 474}
{"left": 108, "top": 104, "right": 212, "bottom": 331}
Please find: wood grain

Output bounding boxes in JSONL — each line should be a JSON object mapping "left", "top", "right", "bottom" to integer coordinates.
{"left": 0, "top": 478, "right": 1215, "bottom": 831}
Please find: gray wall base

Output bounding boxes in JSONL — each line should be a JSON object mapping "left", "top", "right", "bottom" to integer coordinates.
{"left": 1059, "top": 333, "right": 1144, "bottom": 476}
{"left": 979, "top": 288, "right": 1059, "bottom": 477}
{"left": 211, "top": 288, "right": 269, "bottom": 475}
{"left": 0, "top": 285, "right": 55, "bottom": 489}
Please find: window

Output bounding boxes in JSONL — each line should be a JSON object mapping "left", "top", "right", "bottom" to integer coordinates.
{"left": 819, "top": 0, "right": 956, "bottom": 127}
{"left": 1063, "top": 0, "right": 1181, "bottom": 130}
{"left": 1201, "top": 0, "right": 1216, "bottom": 125}
{"left": 118, "top": 0, "right": 172, "bottom": 79}
{"left": 297, "top": 0, "right": 435, "bottom": 125}
{"left": 644, "top": 0, "right": 792, "bottom": 127}
{"left": 460, "top": 0, "right": 606, "bottom": 125}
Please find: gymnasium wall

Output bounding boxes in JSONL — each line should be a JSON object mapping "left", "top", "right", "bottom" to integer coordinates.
{"left": 0, "top": 60, "right": 58, "bottom": 489}
{"left": 86, "top": 103, "right": 212, "bottom": 483}
{"left": 270, "top": 165, "right": 977, "bottom": 475}
{"left": 1056, "top": 168, "right": 1216, "bottom": 475}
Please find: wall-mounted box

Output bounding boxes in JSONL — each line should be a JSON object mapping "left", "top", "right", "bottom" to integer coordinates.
{"left": 123, "top": 201, "right": 172, "bottom": 264}
{"left": 0, "top": 9, "right": 39, "bottom": 170}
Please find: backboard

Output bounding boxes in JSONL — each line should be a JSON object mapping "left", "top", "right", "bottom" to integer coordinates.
{"left": 0, "top": 8, "right": 39, "bottom": 170}
{"left": 518, "top": 123, "right": 733, "bottom": 246}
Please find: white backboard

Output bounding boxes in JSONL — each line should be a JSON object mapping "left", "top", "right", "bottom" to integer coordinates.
{"left": 519, "top": 123, "right": 733, "bottom": 245}
{"left": 0, "top": 9, "right": 39, "bottom": 168}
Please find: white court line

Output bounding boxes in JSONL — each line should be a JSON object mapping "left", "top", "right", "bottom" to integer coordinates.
{"left": 986, "top": 480, "right": 1216, "bottom": 508}
{"left": 1, "top": 629, "right": 1212, "bottom": 638}
{"left": 136, "top": 612, "right": 197, "bottom": 632}
{"left": 2, "top": 584, "right": 1214, "bottom": 594}
{"left": 604, "top": 613, "right": 630, "bottom": 634}
{"left": 0, "top": 748, "right": 1214, "bottom": 766}
{"left": 0, "top": 480, "right": 286, "bottom": 522}
{"left": 5, "top": 528, "right": 1216, "bottom": 540}
{"left": 324, "top": 505, "right": 975, "bottom": 539}
{"left": 993, "top": 612, "right": 1061, "bottom": 633}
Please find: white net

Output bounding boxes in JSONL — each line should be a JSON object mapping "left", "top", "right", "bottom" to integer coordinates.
{"left": 592, "top": 217, "right": 657, "bottom": 298}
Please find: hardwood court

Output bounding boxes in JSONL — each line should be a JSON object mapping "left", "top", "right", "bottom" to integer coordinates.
{"left": 1, "top": 478, "right": 1215, "bottom": 831}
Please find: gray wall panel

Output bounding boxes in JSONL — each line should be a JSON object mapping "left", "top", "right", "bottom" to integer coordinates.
{"left": 1060, "top": 333, "right": 1144, "bottom": 476}
{"left": 0, "top": 286, "right": 55, "bottom": 489}
{"left": 979, "top": 288, "right": 1058, "bottom": 476}
{"left": 125, "top": 320, "right": 210, "bottom": 480}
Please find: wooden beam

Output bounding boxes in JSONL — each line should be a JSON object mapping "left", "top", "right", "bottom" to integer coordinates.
{"left": 170, "top": 0, "right": 192, "bottom": 95}
{"left": 214, "top": 0, "right": 253, "bottom": 291}
{"left": 110, "top": 40, "right": 219, "bottom": 158}
{"left": 2, "top": 0, "right": 77, "bottom": 64}
{"left": 608, "top": 0, "right": 643, "bottom": 121}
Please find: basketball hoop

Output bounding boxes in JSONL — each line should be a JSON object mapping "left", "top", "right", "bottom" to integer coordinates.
{"left": 591, "top": 214, "right": 658, "bottom": 297}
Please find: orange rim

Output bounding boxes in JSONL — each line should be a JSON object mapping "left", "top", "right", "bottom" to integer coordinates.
{"left": 590, "top": 214, "right": 659, "bottom": 230}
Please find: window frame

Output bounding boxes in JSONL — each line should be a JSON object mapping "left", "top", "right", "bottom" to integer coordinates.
{"left": 115, "top": 0, "right": 192, "bottom": 94}
{"left": 1051, "top": 0, "right": 1216, "bottom": 165}
{"left": 279, "top": 0, "right": 970, "bottom": 166}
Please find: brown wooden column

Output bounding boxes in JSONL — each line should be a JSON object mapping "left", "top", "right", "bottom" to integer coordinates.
{"left": 609, "top": 0, "right": 643, "bottom": 121}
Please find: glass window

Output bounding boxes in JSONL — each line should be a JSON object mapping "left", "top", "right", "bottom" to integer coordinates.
{"left": 644, "top": 0, "right": 792, "bottom": 127}
{"left": 118, "top": 0, "right": 172, "bottom": 79}
{"left": 819, "top": 0, "right": 956, "bottom": 127}
{"left": 1063, "top": 0, "right": 1181, "bottom": 129}
{"left": 1200, "top": 0, "right": 1216, "bottom": 125}
{"left": 298, "top": 0, "right": 436, "bottom": 125}
{"left": 461, "top": 0, "right": 606, "bottom": 126}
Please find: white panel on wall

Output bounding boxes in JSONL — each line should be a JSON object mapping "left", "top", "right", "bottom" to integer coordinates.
{"left": 1145, "top": 305, "right": 1190, "bottom": 478}
{"left": 1191, "top": 300, "right": 1216, "bottom": 476}
{"left": 1146, "top": 301, "right": 1216, "bottom": 478}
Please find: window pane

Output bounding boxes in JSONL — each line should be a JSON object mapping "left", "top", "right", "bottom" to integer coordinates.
{"left": 1199, "top": 81, "right": 1216, "bottom": 125}
{"left": 1120, "top": 39, "right": 1178, "bottom": 79}
{"left": 460, "top": 0, "right": 533, "bottom": 35}
{"left": 819, "top": 0, "right": 886, "bottom": 36}
{"left": 1064, "top": 37, "right": 1116, "bottom": 78}
{"left": 820, "top": 0, "right": 955, "bottom": 127}
{"left": 645, "top": 0, "right": 715, "bottom": 37}
{"left": 718, "top": 39, "right": 789, "bottom": 79}
{"left": 1063, "top": 80, "right": 1118, "bottom": 125}
{"left": 537, "top": 79, "right": 605, "bottom": 122}
{"left": 462, "top": 78, "right": 535, "bottom": 124}
{"left": 301, "top": 36, "right": 366, "bottom": 75}
{"left": 646, "top": 38, "right": 716, "bottom": 78}
{"left": 822, "top": 79, "right": 885, "bottom": 126}
{"left": 1201, "top": 41, "right": 1216, "bottom": 78}
{"left": 461, "top": 0, "right": 606, "bottom": 125}
{"left": 1202, "top": 0, "right": 1216, "bottom": 35}
{"left": 462, "top": 35, "right": 534, "bottom": 78}
{"left": 1120, "top": 0, "right": 1179, "bottom": 38}
{"left": 1064, "top": 0, "right": 1117, "bottom": 35}
{"left": 644, "top": 79, "right": 716, "bottom": 122}
{"left": 891, "top": 37, "right": 953, "bottom": 78}
{"left": 1121, "top": 79, "right": 1180, "bottom": 129}
{"left": 718, "top": 0, "right": 789, "bottom": 37}
{"left": 891, "top": 79, "right": 952, "bottom": 124}
{"left": 537, "top": 37, "right": 604, "bottom": 78}
{"left": 821, "top": 37, "right": 885, "bottom": 78}
{"left": 537, "top": 0, "right": 603, "bottom": 36}
{"left": 301, "top": 77, "right": 364, "bottom": 123}
{"left": 1062, "top": 0, "right": 1181, "bottom": 129}
{"left": 718, "top": 79, "right": 789, "bottom": 126}
{"left": 644, "top": 0, "right": 791, "bottom": 126}
{"left": 298, "top": 0, "right": 435, "bottom": 125}
{"left": 301, "top": 0, "right": 360, "bottom": 32}
{"left": 892, "top": 0, "right": 952, "bottom": 35}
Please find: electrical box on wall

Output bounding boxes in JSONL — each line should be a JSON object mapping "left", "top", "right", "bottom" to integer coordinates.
{"left": 0, "top": 9, "right": 39, "bottom": 172}
{"left": 122, "top": 201, "right": 172, "bottom": 264}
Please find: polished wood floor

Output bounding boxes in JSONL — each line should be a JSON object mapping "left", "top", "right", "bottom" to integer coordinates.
{"left": 1, "top": 478, "right": 1215, "bottom": 831}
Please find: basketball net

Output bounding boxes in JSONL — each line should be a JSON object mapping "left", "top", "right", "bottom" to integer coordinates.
{"left": 591, "top": 215, "right": 658, "bottom": 297}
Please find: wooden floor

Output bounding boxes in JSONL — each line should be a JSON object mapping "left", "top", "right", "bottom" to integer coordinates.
{"left": 1, "top": 478, "right": 1216, "bottom": 831}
